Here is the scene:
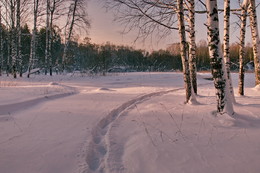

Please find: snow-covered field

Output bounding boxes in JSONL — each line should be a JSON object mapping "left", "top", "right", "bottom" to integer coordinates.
{"left": 0, "top": 72, "right": 259, "bottom": 173}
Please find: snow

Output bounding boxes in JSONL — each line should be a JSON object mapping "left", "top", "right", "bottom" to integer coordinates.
{"left": 0, "top": 72, "right": 259, "bottom": 173}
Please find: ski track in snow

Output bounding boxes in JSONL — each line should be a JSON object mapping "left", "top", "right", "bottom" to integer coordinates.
{"left": 3, "top": 73, "right": 259, "bottom": 172}
{"left": 84, "top": 82, "right": 213, "bottom": 173}
{"left": 0, "top": 83, "right": 77, "bottom": 116}
{"left": 0, "top": 77, "right": 212, "bottom": 173}
{"left": 85, "top": 87, "right": 186, "bottom": 173}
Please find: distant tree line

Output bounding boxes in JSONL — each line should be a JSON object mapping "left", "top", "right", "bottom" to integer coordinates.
{"left": 0, "top": 21, "right": 254, "bottom": 76}
{"left": 167, "top": 41, "right": 254, "bottom": 71}
{"left": 42, "top": 36, "right": 184, "bottom": 74}
{"left": 0, "top": 22, "right": 182, "bottom": 75}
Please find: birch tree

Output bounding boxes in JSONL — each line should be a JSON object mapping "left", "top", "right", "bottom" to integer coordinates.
{"left": 10, "top": 0, "right": 17, "bottom": 78}
{"left": 49, "top": 0, "right": 63, "bottom": 75}
{"left": 62, "top": 0, "right": 77, "bottom": 72}
{"left": 62, "top": 0, "right": 90, "bottom": 72}
{"left": 16, "top": 0, "right": 22, "bottom": 77}
{"left": 45, "top": 0, "right": 64, "bottom": 75}
{"left": 248, "top": 0, "right": 260, "bottom": 86}
{"left": 206, "top": 0, "right": 234, "bottom": 115}
{"left": 45, "top": 0, "right": 50, "bottom": 75}
{"left": 1, "top": 1, "right": 12, "bottom": 76}
{"left": 238, "top": 0, "right": 249, "bottom": 95}
{"left": 0, "top": 1, "right": 11, "bottom": 76}
{"left": 177, "top": 0, "right": 192, "bottom": 103}
{"left": 27, "top": 0, "right": 40, "bottom": 78}
{"left": 0, "top": 5, "right": 3, "bottom": 76}
{"left": 223, "top": 0, "right": 236, "bottom": 103}
{"left": 187, "top": 0, "right": 197, "bottom": 95}
{"left": 0, "top": 0, "right": 30, "bottom": 77}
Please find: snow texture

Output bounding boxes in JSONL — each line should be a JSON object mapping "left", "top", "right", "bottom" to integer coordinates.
{"left": 0, "top": 72, "right": 259, "bottom": 173}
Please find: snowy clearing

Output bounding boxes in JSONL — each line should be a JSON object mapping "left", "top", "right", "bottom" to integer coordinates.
{"left": 0, "top": 72, "right": 259, "bottom": 173}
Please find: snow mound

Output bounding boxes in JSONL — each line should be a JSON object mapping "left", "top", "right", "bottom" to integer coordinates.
{"left": 188, "top": 95, "right": 200, "bottom": 105}
{"left": 253, "top": 84, "right": 260, "bottom": 91}
{"left": 48, "top": 82, "right": 59, "bottom": 86}
{"left": 218, "top": 113, "right": 236, "bottom": 127}
{"left": 98, "top": 87, "right": 115, "bottom": 91}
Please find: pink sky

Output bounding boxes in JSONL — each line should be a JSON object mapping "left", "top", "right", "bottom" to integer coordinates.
{"left": 87, "top": 1, "right": 177, "bottom": 51}
{"left": 88, "top": 0, "right": 260, "bottom": 51}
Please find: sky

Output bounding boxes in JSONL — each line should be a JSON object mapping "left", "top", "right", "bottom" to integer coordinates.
{"left": 87, "top": 0, "right": 180, "bottom": 51}
{"left": 87, "top": 0, "right": 260, "bottom": 51}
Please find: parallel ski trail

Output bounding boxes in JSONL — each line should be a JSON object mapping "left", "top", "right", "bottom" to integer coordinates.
{"left": 85, "top": 87, "right": 184, "bottom": 173}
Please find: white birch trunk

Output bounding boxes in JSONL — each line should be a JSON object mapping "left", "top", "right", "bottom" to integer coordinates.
{"left": 10, "top": 0, "right": 16, "bottom": 78}
{"left": 49, "top": 0, "right": 62, "bottom": 75}
{"left": 49, "top": 24, "right": 53, "bottom": 75}
{"left": 62, "top": 0, "right": 79, "bottom": 72}
{"left": 238, "top": 0, "right": 249, "bottom": 95}
{"left": 7, "top": 34, "right": 10, "bottom": 76}
{"left": 28, "top": 0, "right": 39, "bottom": 78}
{"left": 223, "top": 0, "right": 235, "bottom": 103}
{"left": 248, "top": 0, "right": 260, "bottom": 86}
{"left": 49, "top": 1, "right": 55, "bottom": 76}
{"left": 16, "top": 0, "right": 22, "bottom": 77}
{"left": 0, "top": 6, "right": 3, "bottom": 76}
{"left": 177, "top": 0, "right": 192, "bottom": 103}
{"left": 187, "top": 0, "right": 197, "bottom": 96}
{"left": 45, "top": 0, "right": 51, "bottom": 75}
{"left": 5, "top": 2, "right": 10, "bottom": 76}
{"left": 206, "top": 0, "right": 234, "bottom": 115}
